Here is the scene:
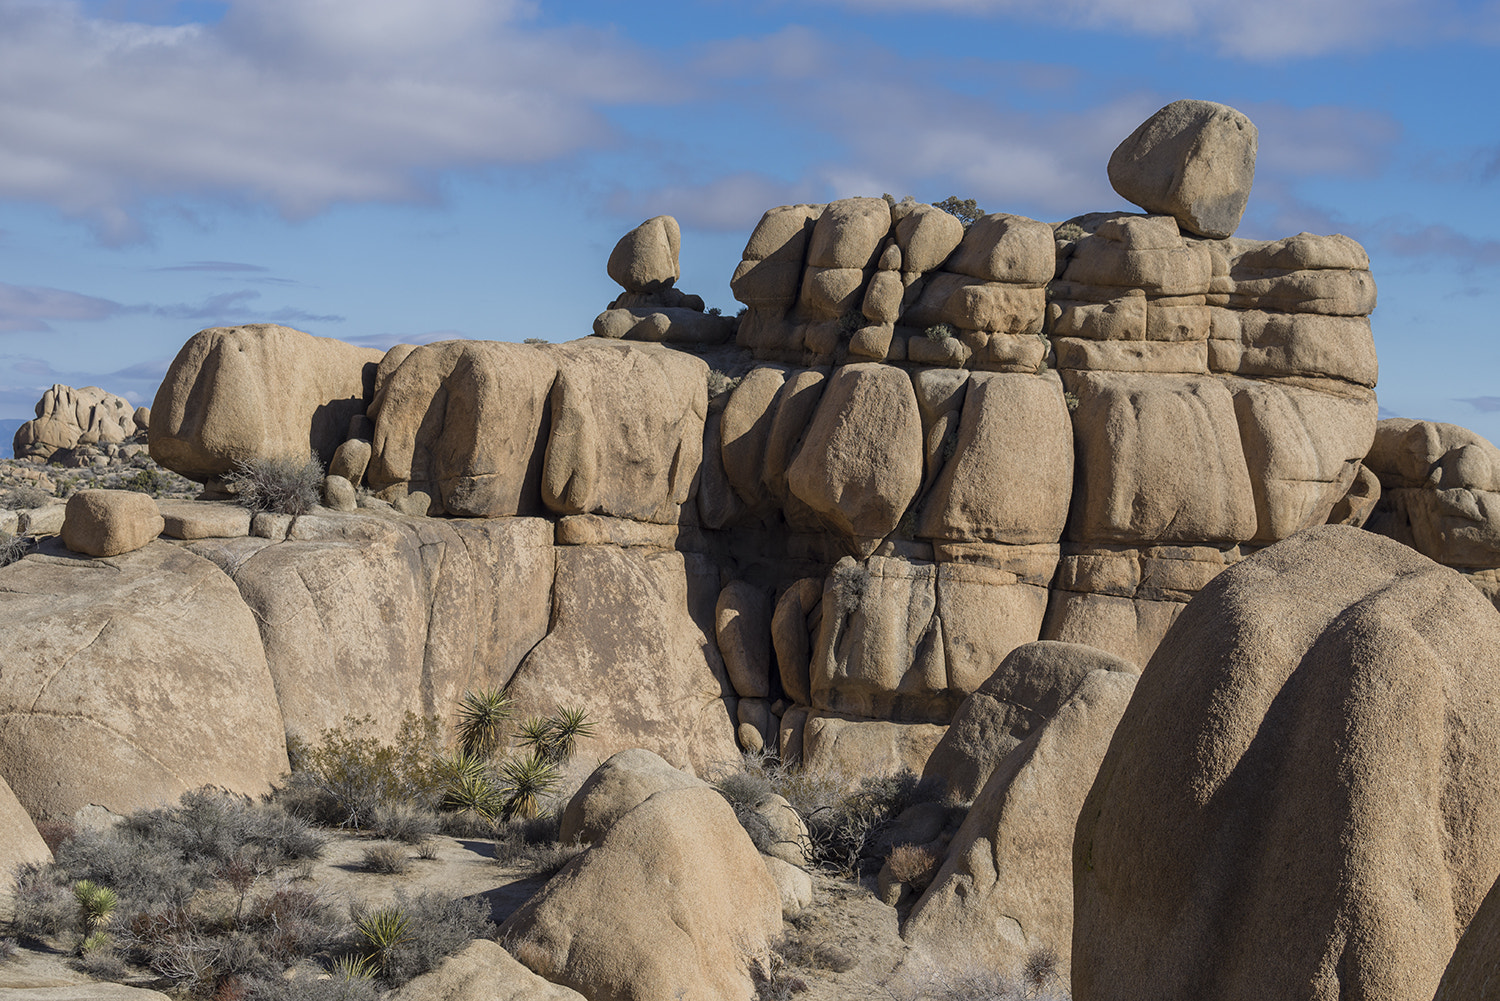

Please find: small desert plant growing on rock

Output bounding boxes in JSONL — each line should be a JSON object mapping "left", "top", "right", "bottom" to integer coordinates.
{"left": 831, "top": 560, "right": 871, "bottom": 617}
{"left": 924, "top": 323, "right": 957, "bottom": 342}
{"left": 0, "top": 532, "right": 34, "bottom": 568}
{"left": 934, "top": 196, "right": 985, "bottom": 227}
{"left": 886, "top": 843, "right": 940, "bottom": 893}
{"left": 222, "top": 456, "right": 324, "bottom": 516}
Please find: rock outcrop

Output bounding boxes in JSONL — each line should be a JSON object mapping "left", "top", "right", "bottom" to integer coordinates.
{"left": 389, "top": 940, "right": 586, "bottom": 1001}
{"left": 1073, "top": 526, "right": 1500, "bottom": 1001}
{"left": 13, "top": 384, "right": 141, "bottom": 462}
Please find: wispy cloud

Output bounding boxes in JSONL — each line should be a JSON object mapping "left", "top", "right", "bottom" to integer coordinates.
{"left": 1458, "top": 396, "right": 1500, "bottom": 413}
{"left": 805, "top": 0, "right": 1468, "bottom": 59}
{"left": 0, "top": 282, "right": 123, "bottom": 333}
{"left": 151, "top": 260, "right": 270, "bottom": 273}
{"left": 1376, "top": 221, "right": 1500, "bottom": 271}
{"left": 0, "top": 0, "right": 670, "bottom": 242}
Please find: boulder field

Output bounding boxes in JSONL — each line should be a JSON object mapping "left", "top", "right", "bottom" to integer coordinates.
{"left": 3, "top": 98, "right": 1500, "bottom": 999}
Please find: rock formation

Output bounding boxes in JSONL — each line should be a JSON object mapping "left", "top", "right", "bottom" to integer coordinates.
{"left": 12, "top": 384, "right": 142, "bottom": 463}
{"left": 1073, "top": 526, "right": 1500, "bottom": 1001}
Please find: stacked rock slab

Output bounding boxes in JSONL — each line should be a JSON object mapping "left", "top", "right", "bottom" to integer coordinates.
{"left": 1042, "top": 208, "right": 1378, "bottom": 663}
{"left": 593, "top": 215, "right": 738, "bottom": 345}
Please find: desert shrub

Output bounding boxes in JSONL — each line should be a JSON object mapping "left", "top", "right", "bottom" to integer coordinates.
{"left": 1064, "top": 391, "right": 1080, "bottom": 413}
{"left": 839, "top": 310, "right": 865, "bottom": 335}
{"left": 934, "top": 196, "right": 985, "bottom": 227}
{"left": 222, "top": 456, "right": 324, "bottom": 516}
{"left": 831, "top": 560, "right": 871, "bottom": 617}
{"left": 776, "top": 914, "right": 856, "bottom": 973}
{"left": 366, "top": 801, "right": 439, "bottom": 845}
{"left": 242, "top": 964, "right": 382, "bottom": 1001}
{"left": 416, "top": 840, "right": 440, "bottom": 861}
{"left": 522, "top": 337, "right": 550, "bottom": 345}
{"left": 707, "top": 369, "right": 742, "bottom": 396}
{"left": 1053, "top": 221, "right": 1088, "bottom": 242}
{"left": 359, "top": 844, "right": 411, "bottom": 876}
{"left": 493, "top": 813, "right": 583, "bottom": 876}
{"left": 514, "top": 707, "right": 595, "bottom": 766}
{"left": 35, "top": 819, "right": 77, "bottom": 854}
{"left": 785, "top": 770, "right": 929, "bottom": 876}
{"left": 11, "top": 862, "right": 72, "bottom": 939}
{"left": 495, "top": 751, "right": 559, "bottom": 820}
{"left": 121, "top": 467, "right": 169, "bottom": 497}
{"left": 716, "top": 767, "right": 775, "bottom": 808}
{"left": 281, "top": 713, "right": 446, "bottom": 829}
{"left": 924, "top": 323, "right": 957, "bottom": 342}
{"left": 0, "top": 937, "right": 16, "bottom": 963}
{"left": 349, "top": 891, "right": 491, "bottom": 986}
{"left": 0, "top": 533, "right": 33, "bottom": 568}
{"left": 0, "top": 484, "right": 51, "bottom": 509}
{"left": 886, "top": 843, "right": 940, "bottom": 892}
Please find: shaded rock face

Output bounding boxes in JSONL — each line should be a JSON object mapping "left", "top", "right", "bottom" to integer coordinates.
{"left": 1435, "top": 873, "right": 1500, "bottom": 1001}
{"left": 149, "top": 324, "right": 382, "bottom": 482}
{"left": 13, "top": 384, "right": 140, "bottom": 461}
{"left": 0, "top": 770, "right": 51, "bottom": 874}
{"left": 1364, "top": 417, "right": 1500, "bottom": 569}
{"left": 0, "top": 541, "right": 289, "bottom": 821}
{"left": 904, "top": 668, "right": 1136, "bottom": 985}
{"left": 501, "top": 785, "right": 782, "bottom": 1001}
{"left": 1073, "top": 526, "right": 1500, "bottom": 1001}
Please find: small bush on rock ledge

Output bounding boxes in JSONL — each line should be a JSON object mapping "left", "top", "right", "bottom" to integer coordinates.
{"left": 222, "top": 455, "right": 324, "bottom": 515}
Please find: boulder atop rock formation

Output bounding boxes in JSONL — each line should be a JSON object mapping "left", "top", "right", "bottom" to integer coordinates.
{"left": 607, "top": 215, "right": 681, "bottom": 293}
{"left": 1107, "top": 99, "right": 1257, "bottom": 239}
{"left": 1074, "top": 525, "right": 1500, "bottom": 1001}
{"left": 559, "top": 748, "right": 707, "bottom": 846}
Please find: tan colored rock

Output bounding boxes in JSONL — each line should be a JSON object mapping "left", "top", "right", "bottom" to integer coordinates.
{"left": 807, "top": 197, "right": 891, "bottom": 270}
{"left": 157, "top": 499, "right": 251, "bottom": 540}
{"left": 801, "top": 713, "right": 946, "bottom": 780}
{"left": 1040, "top": 589, "right": 1185, "bottom": 668}
{"left": 1063, "top": 237, "right": 1212, "bottom": 295}
{"left": 1, "top": 770, "right": 51, "bottom": 875}
{"left": 1228, "top": 231, "right": 1370, "bottom": 272}
{"left": 190, "top": 513, "right": 554, "bottom": 743}
{"left": 367, "top": 340, "right": 556, "bottom": 517}
{"left": 918, "top": 372, "right": 1072, "bottom": 544}
{"left": 799, "top": 265, "right": 868, "bottom": 319}
{"left": 1053, "top": 337, "right": 1208, "bottom": 374}
{"left": 0, "top": 541, "right": 288, "bottom": 820}
{"left": 1108, "top": 99, "right": 1257, "bottom": 239}
{"left": 905, "top": 669, "right": 1136, "bottom": 983}
{"left": 1364, "top": 419, "right": 1500, "bottom": 569}
{"left": 18, "top": 504, "right": 67, "bottom": 536}
{"left": 787, "top": 364, "right": 923, "bottom": 545}
{"left": 761, "top": 369, "right": 827, "bottom": 506}
{"left": 1208, "top": 309, "right": 1377, "bottom": 386}
{"left": 1065, "top": 371, "right": 1256, "bottom": 544}
{"left": 505, "top": 546, "right": 738, "bottom": 776}
{"left": 1225, "top": 268, "right": 1377, "bottom": 316}
{"left": 716, "top": 580, "right": 773, "bottom": 699}
{"left": 560, "top": 748, "right": 707, "bottom": 846}
{"left": 1434, "top": 873, "right": 1500, "bottom": 1001}
{"left": 1230, "top": 378, "right": 1377, "bottom": 543}
{"left": 13, "top": 384, "right": 139, "bottom": 461}
{"left": 720, "top": 365, "right": 788, "bottom": 510}
{"left": 150, "top": 324, "right": 381, "bottom": 481}
{"left": 389, "top": 939, "right": 586, "bottom": 1001}
{"left": 731, "top": 258, "right": 803, "bottom": 309}
{"left": 321, "top": 473, "right": 357, "bottom": 511}
{"left": 763, "top": 853, "right": 814, "bottom": 916}
{"left": 945, "top": 213, "right": 1055, "bottom": 285}
{"left": 773, "top": 578, "right": 822, "bottom": 706}
{"left": 593, "top": 306, "right": 736, "bottom": 345}
{"left": 502, "top": 785, "right": 782, "bottom": 1001}
{"left": 328, "top": 437, "right": 372, "bottom": 484}
{"left": 1, "top": 987, "right": 174, "bottom": 1000}
{"left": 743, "top": 204, "right": 822, "bottom": 263}
{"left": 1074, "top": 526, "right": 1500, "bottom": 1001}
{"left": 938, "top": 282, "right": 1045, "bottom": 335}
{"left": 61, "top": 490, "right": 163, "bottom": 558}
{"left": 541, "top": 341, "right": 706, "bottom": 525}
{"left": 863, "top": 269, "right": 905, "bottom": 323}
{"left": 811, "top": 557, "right": 1050, "bottom": 722}
{"left": 895, "top": 204, "right": 965, "bottom": 274}
{"left": 921, "top": 641, "right": 1137, "bottom": 803}
{"left": 607, "top": 215, "right": 681, "bottom": 293}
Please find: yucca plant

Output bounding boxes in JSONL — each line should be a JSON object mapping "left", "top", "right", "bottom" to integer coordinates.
{"left": 356, "top": 905, "right": 411, "bottom": 974}
{"left": 454, "top": 687, "right": 511, "bottom": 760}
{"left": 438, "top": 755, "right": 505, "bottom": 822}
{"left": 545, "top": 707, "right": 596, "bottom": 763}
{"left": 497, "top": 751, "right": 558, "bottom": 820}
{"left": 73, "top": 880, "right": 117, "bottom": 939}
{"left": 333, "top": 953, "right": 378, "bottom": 982}
{"left": 513, "top": 716, "right": 555, "bottom": 758}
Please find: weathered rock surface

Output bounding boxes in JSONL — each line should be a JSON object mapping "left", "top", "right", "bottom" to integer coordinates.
{"left": 150, "top": 324, "right": 381, "bottom": 481}
{"left": 1, "top": 770, "right": 51, "bottom": 874}
{"left": 504, "top": 546, "right": 738, "bottom": 776}
{"left": 921, "top": 641, "right": 1137, "bottom": 803}
{"left": 904, "top": 668, "right": 1136, "bottom": 984}
{"left": 1073, "top": 526, "right": 1500, "bottom": 1001}
{"left": 1434, "top": 873, "right": 1500, "bottom": 1001}
{"left": 1107, "top": 99, "right": 1257, "bottom": 239}
{"left": 389, "top": 939, "right": 586, "bottom": 1001}
{"left": 1364, "top": 418, "right": 1500, "bottom": 569}
{"left": 0, "top": 541, "right": 288, "bottom": 820}
{"left": 502, "top": 785, "right": 782, "bottom": 1001}
{"left": 366, "top": 340, "right": 557, "bottom": 517}
{"left": 608, "top": 215, "right": 681, "bottom": 293}
{"left": 61, "top": 489, "right": 164, "bottom": 557}
{"left": 13, "top": 384, "right": 140, "bottom": 461}
{"left": 559, "top": 748, "right": 707, "bottom": 846}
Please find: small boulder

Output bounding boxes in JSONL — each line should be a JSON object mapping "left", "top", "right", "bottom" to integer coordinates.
{"left": 61, "top": 490, "right": 164, "bottom": 558}
{"left": 716, "top": 581, "right": 773, "bottom": 698}
{"left": 607, "top": 215, "right": 681, "bottom": 293}
{"left": 388, "top": 939, "right": 586, "bottom": 1001}
{"left": 763, "top": 853, "right": 813, "bottom": 916}
{"left": 502, "top": 785, "right": 783, "bottom": 1001}
{"left": 560, "top": 748, "right": 707, "bottom": 846}
{"left": 1107, "top": 99, "right": 1258, "bottom": 239}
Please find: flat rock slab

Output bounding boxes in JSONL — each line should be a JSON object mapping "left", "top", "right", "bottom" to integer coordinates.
{"left": 157, "top": 499, "right": 251, "bottom": 540}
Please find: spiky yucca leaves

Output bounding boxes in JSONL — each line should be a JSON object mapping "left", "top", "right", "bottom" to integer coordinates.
{"left": 497, "top": 752, "right": 558, "bottom": 820}
{"left": 514, "top": 707, "right": 595, "bottom": 765}
{"left": 437, "top": 753, "right": 504, "bottom": 822}
{"left": 454, "top": 687, "right": 511, "bottom": 760}
{"left": 513, "top": 717, "right": 554, "bottom": 758}
{"left": 73, "top": 879, "right": 117, "bottom": 938}
{"left": 355, "top": 906, "right": 411, "bottom": 975}
{"left": 333, "top": 953, "right": 378, "bottom": 982}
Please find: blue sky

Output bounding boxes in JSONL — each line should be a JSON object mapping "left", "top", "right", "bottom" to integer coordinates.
{"left": 1, "top": 0, "right": 1498, "bottom": 440}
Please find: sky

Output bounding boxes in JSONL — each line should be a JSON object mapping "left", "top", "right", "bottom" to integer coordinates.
{"left": 0, "top": 0, "right": 1497, "bottom": 441}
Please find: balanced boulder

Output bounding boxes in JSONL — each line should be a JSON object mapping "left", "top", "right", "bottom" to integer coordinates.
{"left": 1073, "top": 525, "right": 1500, "bottom": 1001}
{"left": 1107, "top": 99, "right": 1257, "bottom": 239}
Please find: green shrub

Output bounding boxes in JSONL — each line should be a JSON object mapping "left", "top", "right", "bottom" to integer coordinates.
{"left": 222, "top": 456, "right": 324, "bottom": 516}
{"left": 282, "top": 713, "right": 446, "bottom": 829}
{"left": 934, "top": 196, "right": 985, "bottom": 227}
{"left": 707, "top": 369, "right": 743, "bottom": 396}
{"left": 924, "top": 323, "right": 957, "bottom": 342}
{"left": 120, "top": 467, "right": 168, "bottom": 497}
{"left": 351, "top": 891, "right": 491, "bottom": 985}
{"left": 496, "top": 751, "right": 559, "bottom": 820}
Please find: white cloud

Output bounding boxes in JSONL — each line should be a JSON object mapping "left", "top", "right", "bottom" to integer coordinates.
{"left": 0, "top": 0, "right": 670, "bottom": 241}
{"left": 0, "top": 282, "right": 122, "bottom": 333}
{"left": 812, "top": 0, "right": 1462, "bottom": 58}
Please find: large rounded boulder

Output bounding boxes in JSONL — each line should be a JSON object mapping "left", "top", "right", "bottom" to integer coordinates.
{"left": 1073, "top": 525, "right": 1500, "bottom": 1001}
